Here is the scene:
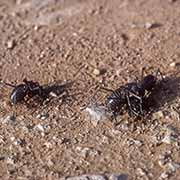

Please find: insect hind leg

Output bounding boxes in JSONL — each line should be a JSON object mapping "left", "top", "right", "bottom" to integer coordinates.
{"left": 126, "top": 91, "right": 143, "bottom": 117}
{"left": 155, "top": 68, "right": 164, "bottom": 81}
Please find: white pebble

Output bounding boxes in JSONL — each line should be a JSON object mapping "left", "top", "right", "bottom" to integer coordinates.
{"left": 93, "top": 68, "right": 100, "bottom": 75}
{"left": 145, "top": 22, "right": 153, "bottom": 29}
{"left": 35, "top": 124, "right": 44, "bottom": 132}
{"left": 10, "top": 137, "right": 15, "bottom": 141}
{"left": 159, "top": 172, "right": 169, "bottom": 179}
{"left": 34, "top": 25, "right": 39, "bottom": 31}
{"left": 169, "top": 62, "right": 176, "bottom": 67}
{"left": 7, "top": 40, "right": 15, "bottom": 49}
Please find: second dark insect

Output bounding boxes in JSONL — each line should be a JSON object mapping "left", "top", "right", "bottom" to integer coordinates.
{"left": 104, "top": 68, "right": 163, "bottom": 118}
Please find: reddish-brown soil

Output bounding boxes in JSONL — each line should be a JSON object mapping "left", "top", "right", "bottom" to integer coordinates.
{"left": 0, "top": 0, "right": 180, "bottom": 179}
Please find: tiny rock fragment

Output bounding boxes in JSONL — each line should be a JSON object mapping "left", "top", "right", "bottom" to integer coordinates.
{"left": 76, "top": 146, "right": 89, "bottom": 158}
{"left": 6, "top": 156, "right": 15, "bottom": 165}
{"left": 36, "top": 113, "right": 49, "bottom": 120}
{"left": 14, "top": 138, "right": 26, "bottom": 146}
{"left": 159, "top": 172, "right": 170, "bottom": 179}
{"left": 93, "top": 68, "right": 101, "bottom": 75}
{"left": 161, "top": 125, "right": 179, "bottom": 144}
{"left": 35, "top": 124, "right": 45, "bottom": 132}
{"left": 169, "top": 62, "right": 176, "bottom": 67}
{"left": 170, "top": 106, "right": 180, "bottom": 121}
{"left": 10, "top": 137, "right": 15, "bottom": 142}
{"left": 136, "top": 168, "right": 147, "bottom": 177}
{"left": 76, "top": 146, "right": 100, "bottom": 158}
{"left": 7, "top": 40, "right": 15, "bottom": 49}
{"left": 158, "top": 154, "right": 170, "bottom": 168}
{"left": 152, "top": 111, "right": 164, "bottom": 120}
{"left": 44, "top": 142, "right": 52, "bottom": 149}
{"left": 167, "top": 162, "right": 180, "bottom": 172}
{"left": 145, "top": 22, "right": 153, "bottom": 29}
{"left": 1, "top": 115, "right": 16, "bottom": 124}
{"left": 34, "top": 25, "right": 40, "bottom": 31}
{"left": 161, "top": 134, "right": 175, "bottom": 144}
{"left": 49, "top": 92, "right": 58, "bottom": 97}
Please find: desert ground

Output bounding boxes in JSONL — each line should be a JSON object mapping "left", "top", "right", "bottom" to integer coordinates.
{"left": 0, "top": 0, "right": 179, "bottom": 179}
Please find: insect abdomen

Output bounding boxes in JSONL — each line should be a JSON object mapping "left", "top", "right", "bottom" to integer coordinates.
{"left": 10, "top": 84, "right": 27, "bottom": 104}
{"left": 106, "top": 87, "right": 126, "bottom": 114}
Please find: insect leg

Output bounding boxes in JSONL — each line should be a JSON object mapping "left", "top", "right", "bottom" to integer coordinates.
{"left": 0, "top": 80, "right": 16, "bottom": 88}
{"left": 141, "top": 67, "right": 146, "bottom": 82}
{"left": 129, "top": 92, "right": 143, "bottom": 115}
{"left": 125, "top": 92, "right": 139, "bottom": 116}
{"left": 128, "top": 91, "right": 143, "bottom": 115}
{"left": 155, "top": 68, "right": 164, "bottom": 81}
{"left": 126, "top": 91, "right": 143, "bottom": 116}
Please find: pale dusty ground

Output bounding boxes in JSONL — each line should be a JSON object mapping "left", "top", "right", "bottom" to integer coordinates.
{"left": 0, "top": 0, "right": 180, "bottom": 179}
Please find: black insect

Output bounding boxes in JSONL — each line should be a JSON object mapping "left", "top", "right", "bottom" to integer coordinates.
{"left": 1, "top": 79, "right": 47, "bottom": 104}
{"left": 104, "top": 68, "right": 163, "bottom": 118}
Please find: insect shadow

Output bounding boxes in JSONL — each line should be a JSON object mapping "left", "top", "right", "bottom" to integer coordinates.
{"left": 145, "top": 75, "right": 180, "bottom": 115}
{"left": 34, "top": 80, "right": 74, "bottom": 107}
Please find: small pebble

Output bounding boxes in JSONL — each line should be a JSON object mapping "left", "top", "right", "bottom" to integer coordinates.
{"left": 137, "top": 168, "right": 147, "bottom": 177}
{"left": 7, "top": 40, "right": 15, "bottom": 49}
{"left": 167, "top": 162, "right": 180, "bottom": 172}
{"left": 1, "top": 115, "right": 16, "bottom": 124}
{"left": 76, "top": 146, "right": 100, "bottom": 158}
{"left": 34, "top": 25, "right": 40, "bottom": 31}
{"left": 43, "top": 142, "right": 52, "bottom": 149}
{"left": 35, "top": 124, "right": 45, "bottom": 132}
{"left": 49, "top": 92, "right": 58, "bottom": 97}
{"left": 145, "top": 22, "right": 153, "bottom": 29}
{"left": 76, "top": 146, "right": 89, "bottom": 158}
{"left": 6, "top": 156, "right": 15, "bottom": 165}
{"left": 159, "top": 172, "right": 169, "bottom": 179}
{"left": 170, "top": 107, "right": 180, "bottom": 121}
{"left": 93, "top": 68, "right": 101, "bottom": 75}
{"left": 161, "top": 125, "right": 179, "bottom": 144}
{"left": 158, "top": 154, "right": 170, "bottom": 168}
{"left": 161, "top": 134, "right": 176, "bottom": 144}
{"left": 10, "top": 137, "right": 15, "bottom": 142}
{"left": 14, "top": 138, "right": 26, "bottom": 146}
{"left": 169, "top": 62, "right": 176, "bottom": 67}
{"left": 152, "top": 111, "right": 164, "bottom": 120}
{"left": 127, "top": 138, "right": 143, "bottom": 147}
{"left": 36, "top": 113, "right": 49, "bottom": 120}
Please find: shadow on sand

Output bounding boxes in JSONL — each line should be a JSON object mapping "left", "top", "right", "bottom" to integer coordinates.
{"left": 26, "top": 80, "right": 74, "bottom": 108}
{"left": 144, "top": 75, "right": 180, "bottom": 116}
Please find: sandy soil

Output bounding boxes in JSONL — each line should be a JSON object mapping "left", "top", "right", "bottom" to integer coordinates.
{"left": 0, "top": 0, "right": 180, "bottom": 179}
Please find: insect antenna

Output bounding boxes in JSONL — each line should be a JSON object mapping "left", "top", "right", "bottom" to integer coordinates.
{"left": 0, "top": 80, "right": 16, "bottom": 88}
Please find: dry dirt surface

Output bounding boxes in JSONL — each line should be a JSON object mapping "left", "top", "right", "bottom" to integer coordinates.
{"left": 0, "top": 0, "right": 180, "bottom": 179}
